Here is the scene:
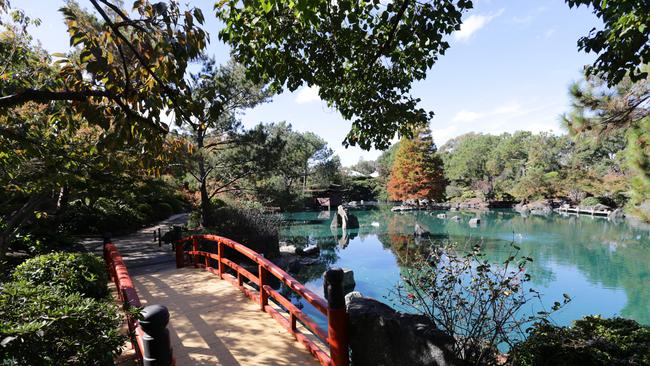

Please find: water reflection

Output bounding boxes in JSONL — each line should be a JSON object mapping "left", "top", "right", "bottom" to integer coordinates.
{"left": 280, "top": 208, "right": 650, "bottom": 325}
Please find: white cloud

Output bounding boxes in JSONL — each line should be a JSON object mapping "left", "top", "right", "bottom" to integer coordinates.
{"left": 452, "top": 110, "right": 483, "bottom": 122}
{"left": 455, "top": 9, "right": 504, "bottom": 42}
{"left": 295, "top": 86, "right": 321, "bottom": 104}
{"left": 512, "top": 15, "right": 533, "bottom": 24}
{"left": 544, "top": 28, "right": 556, "bottom": 39}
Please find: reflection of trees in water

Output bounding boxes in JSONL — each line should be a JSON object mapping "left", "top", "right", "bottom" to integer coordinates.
{"left": 280, "top": 209, "right": 650, "bottom": 324}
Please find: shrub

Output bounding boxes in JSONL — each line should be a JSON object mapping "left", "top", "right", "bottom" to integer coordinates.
{"left": 166, "top": 198, "right": 185, "bottom": 213}
{"left": 511, "top": 316, "right": 650, "bottom": 366}
{"left": 0, "top": 282, "right": 124, "bottom": 366}
{"left": 206, "top": 202, "right": 281, "bottom": 258}
{"left": 135, "top": 203, "right": 155, "bottom": 221}
{"left": 580, "top": 196, "right": 602, "bottom": 207}
{"left": 12, "top": 252, "right": 108, "bottom": 299}
{"left": 391, "top": 241, "right": 570, "bottom": 365}
{"left": 152, "top": 202, "right": 174, "bottom": 220}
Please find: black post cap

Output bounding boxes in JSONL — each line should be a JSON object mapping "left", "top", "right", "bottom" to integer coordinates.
{"left": 140, "top": 305, "right": 170, "bottom": 334}
{"left": 326, "top": 268, "right": 345, "bottom": 309}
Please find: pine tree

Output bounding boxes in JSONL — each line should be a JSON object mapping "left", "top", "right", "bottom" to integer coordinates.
{"left": 387, "top": 127, "right": 446, "bottom": 202}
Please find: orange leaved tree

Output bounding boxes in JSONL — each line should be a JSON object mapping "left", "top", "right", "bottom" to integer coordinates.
{"left": 387, "top": 127, "right": 446, "bottom": 202}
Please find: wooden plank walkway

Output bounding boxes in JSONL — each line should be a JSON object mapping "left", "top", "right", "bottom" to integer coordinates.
{"left": 134, "top": 267, "right": 319, "bottom": 365}
{"left": 83, "top": 215, "right": 320, "bottom": 366}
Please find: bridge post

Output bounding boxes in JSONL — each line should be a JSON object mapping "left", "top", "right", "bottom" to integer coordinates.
{"left": 258, "top": 264, "right": 268, "bottom": 311}
{"left": 173, "top": 232, "right": 184, "bottom": 269}
{"left": 326, "top": 268, "right": 350, "bottom": 366}
{"left": 217, "top": 241, "right": 223, "bottom": 279}
{"left": 192, "top": 237, "right": 199, "bottom": 268}
{"left": 140, "top": 304, "right": 173, "bottom": 366}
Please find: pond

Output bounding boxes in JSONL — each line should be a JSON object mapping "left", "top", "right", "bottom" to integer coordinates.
{"left": 279, "top": 208, "right": 650, "bottom": 331}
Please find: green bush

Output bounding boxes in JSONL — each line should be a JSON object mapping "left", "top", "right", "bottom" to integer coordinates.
{"left": 511, "top": 316, "right": 650, "bottom": 366}
{"left": 12, "top": 252, "right": 108, "bottom": 299}
{"left": 152, "top": 202, "right": 174, "bottom": 220}
{"left": 135, "top": 203, "right": 155, "bottom": 221}
{"left": 166, "top": 198, "right": 185, "bottom": 213}
{"left": 580, "top": 196, "right": 602, "bottom": 207}
{"left": 0, "top": 282, "right": 124, "bottom": 366}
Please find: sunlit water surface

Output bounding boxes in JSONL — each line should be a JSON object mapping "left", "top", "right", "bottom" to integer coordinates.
{"left": 278, "top": 208, "right": 650, "bottom": 331}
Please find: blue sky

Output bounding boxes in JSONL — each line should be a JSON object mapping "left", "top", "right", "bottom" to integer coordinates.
{"left": 13, "top": 0, "right": 600, "bottom": 166}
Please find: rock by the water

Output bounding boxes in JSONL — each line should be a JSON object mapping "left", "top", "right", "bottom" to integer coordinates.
{"left": 299, "top": 244, "right": 320, "bottom": 256}
{"left": 436, "top": 213, "right": 447, "bottom": 219}
{"left": 347, "top": 297, "right": 457, "bottom": 366}
{"left": 469, "top": 218, "right": 480, "bottom": 227}
{"left": 608, "top": 208, "right": 625, "bottom": 220}
{"left": 391, "top": 205, "right": 416, "bottom": 212}
{"left": 331, "top": 205, "right": 360, "bottom": 229}
{"left": 517, "top": 200, "right": 553, "bottom": 216}
{"left": 414, "top": 223, "right": 430, "bottom": 237}
{"left": 279, "top": 245, "right": 298, "bottom": 255}
{"left": 345, "top": 291, "right": 364, "bottom": 306}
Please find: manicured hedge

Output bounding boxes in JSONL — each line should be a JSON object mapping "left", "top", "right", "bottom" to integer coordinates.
{"left": 0, "top": 282, "right": 124, "bottom": 365}
{"left": 12, "top": 252, "right": 108, "bottom": 299}
{"left": 511, "top": 316, "right": 650, "bottom": 366}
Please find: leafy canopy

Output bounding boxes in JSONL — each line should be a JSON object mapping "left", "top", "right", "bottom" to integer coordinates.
{"left": 567, "top": 0, "right": 650, "bottom": 86}
{"left": 216, "top": 0, "right": 473, "bottom": 150}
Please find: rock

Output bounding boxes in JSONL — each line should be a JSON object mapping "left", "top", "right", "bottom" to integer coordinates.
{"left": 331, "top": 205, "right": 360, "bottom": 229}
{"left": 516, "top": 200, "right": 554, "bottom": 216}
{"left": 450, "top": 207, "right": 458, "bottom": 212}
{"left": 299, "top": 244, "right": 320, "bottom": 256}
{"left": 469, "top": 218, "right": 480, "bottom": 227}
{"left": 414, "top": 223, "right": 429, "bottom": 237}
{"left": 347, "top": 297, "right": 457, "bottom": 366}
{"left": 347, "top": 214, "right": 360, "bottom": 229}
{"left": 436, "top": 213, "right": 447, "bottom": 219}
{"left": 279, "top": 245, "right": 298, "bottom": 255}
{"left": 345, "top": 291, "right": 364, "bottom": 306}
{"left": 391, "top": 205, "right": 415, "bottom": 212}
{"left": 450, "top": 216, "right": 461, "bottom": 222}
{"left": 593, "top": 203, "right": 611, "bottom": 212}
{"left": 608, "top": 208, "right": 625, "bottom": 220}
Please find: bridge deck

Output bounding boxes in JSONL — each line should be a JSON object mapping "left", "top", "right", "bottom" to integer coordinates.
{"left": 133, "top": 266, "right": 320, "bottom": 365}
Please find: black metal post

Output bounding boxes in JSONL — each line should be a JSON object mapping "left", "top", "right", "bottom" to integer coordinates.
{"left": 157, "top": 228, "right": 162, "bottom": 247}
{"left": 140, "top": 305, "right": 173, "bottom": 366}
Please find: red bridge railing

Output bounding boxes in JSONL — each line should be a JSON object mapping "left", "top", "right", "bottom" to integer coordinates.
{"left": 104, "top": 241, "right": 175, "bottom": 365}
{"left": 176, "top": 234, "right": 349, "bottom": 366}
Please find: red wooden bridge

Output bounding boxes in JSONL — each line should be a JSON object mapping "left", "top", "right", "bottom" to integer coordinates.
{"left": 103, "top": 233, "right": 349, "bottom": 366}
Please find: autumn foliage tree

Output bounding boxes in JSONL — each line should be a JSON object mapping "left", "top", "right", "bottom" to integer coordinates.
{"left": 387, "top": 127, "right": 446, "bottom": 202}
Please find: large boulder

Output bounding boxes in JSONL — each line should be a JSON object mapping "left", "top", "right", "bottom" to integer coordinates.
{"left": 331, "top": 205, "right": 360, "bottom": 229}
{"left": 516, "top": 200, "right": 553, "bottom": 216}
{"left": 347, "top": 297, "right": 458, "bottom": 366}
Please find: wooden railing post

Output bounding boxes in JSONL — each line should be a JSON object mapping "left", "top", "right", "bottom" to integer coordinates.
{"left": 259, "top": 264, "right": 268, "bottom": 311}
{"left": 192, "top": 237, "right": 199, "bottom": 268}
{"left": 217, "top": 241, "right": 223, "bottom": 279}
{"left": 325, "top": 268, "right": 349, "bottom": 366}
{"left": 140, "top": 304, "right": 173, "bottom": 366}
{"left": 174, "top": 234, "right": 184, "bottom": 269}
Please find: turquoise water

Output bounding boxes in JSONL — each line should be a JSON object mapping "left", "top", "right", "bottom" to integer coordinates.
{"left": 279, "top": 208, "right": 650, "bottom": 328}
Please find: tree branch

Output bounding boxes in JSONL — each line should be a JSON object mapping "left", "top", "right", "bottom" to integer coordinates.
{"left": 0, "top": 88, "right": 108, "bottom": 108}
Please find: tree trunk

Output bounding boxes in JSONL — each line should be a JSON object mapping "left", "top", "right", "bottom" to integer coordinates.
{"left": 196, "top": 129, "right": 212, "bottom": 227}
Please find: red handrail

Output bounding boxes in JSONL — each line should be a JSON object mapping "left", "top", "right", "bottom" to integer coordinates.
{"left": 104, "top": 242, "right": 174, "bottom": 365}
{"left": 176, "top": 234, "right": 349, "bottom": 366}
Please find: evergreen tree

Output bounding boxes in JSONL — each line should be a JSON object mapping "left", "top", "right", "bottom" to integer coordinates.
{"left": 387, "top": 127, "right": 446, "bottom": 202}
